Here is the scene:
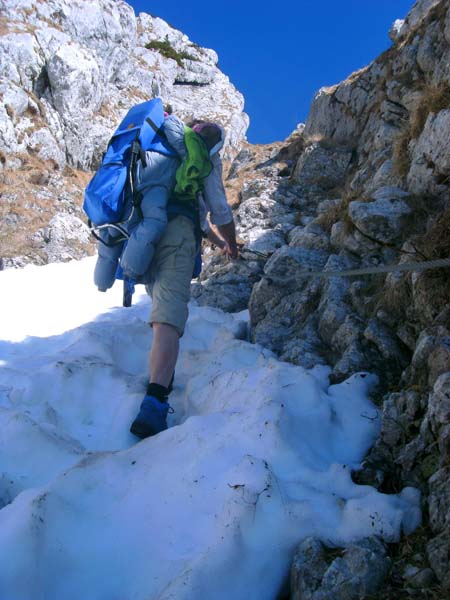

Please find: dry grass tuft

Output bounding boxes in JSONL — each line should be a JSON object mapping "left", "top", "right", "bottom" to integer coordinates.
{"left": 97, "top": 102, "right": 115, "bottom": 119}
{"left": 392, "top": 83, "right": 450, "bottom": 178}
{"left": 392, "top": 128, "right": 412, "bottom": 178}
{"left": 0, "top": 154, "right": 93, "bottom": 261}
{"left": 315, "top": 191, "right": 359, "bottom": 232}
{"left": 372, "top": 525, "right": 448, "bottom": 600}
{"left": 24, "top": 103, "right": 39, "bottom": 118}
{"left": 418, "top": 206, "right": 450, "bottom": 260}
{"left": 5, "top": 104, "right": 16, "bottom": 120}
{"left": 375, "top": 273, "right": 411, "bottom": 321}
{"left": 0, "top": 17, "right": 10, "bottom": 36}
{"left": 127, "top": 87, "right": 150, "bottom": 102}
{"left": 411, "top": 83, "right": 450, "bottom": 139}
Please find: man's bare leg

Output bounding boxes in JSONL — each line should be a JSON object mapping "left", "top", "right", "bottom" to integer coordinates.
{"left": 149, "top": 322, "right": 179, "bottom": 389}
{"left": 130, "top": 322, "right": 179, "bottom": 438}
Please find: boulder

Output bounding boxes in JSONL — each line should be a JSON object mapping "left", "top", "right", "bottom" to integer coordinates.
{"left": 43, "top": 213, "right": 91, "bottom": 263}
{"left": 28, "top": 128, "right": 66, "bottom": 170}
{"left": 426, "top": 531, "right": 450, "bottom": 589}
{"left": 428, "top": 373, "right": 450, "bottom": 431}
{"left": 46, "top": 42, "right": 103, "bottom": 122}
{"left": 408, "top": 110, "right": 450, "bottom": 198}
{"left": 236, "top": 197, "right": 295, "bottom": 232}
{"left": 243, "top": 228, "right": 286, "bottom": 255}
{"left": 428, "top": 465, "right": 450, "bottom": 534}
{"left": 348, "top": 193, "right": 412, "bottom": 244}
{"left": 263, "top": 246, "right": 329, "bottom": 288}
{"left": 0, "top": 32, "right": 44, "bottom": 91}
{"left": 288, "top": 223, "right": 331, "bottom": 252}
{"left": 292, "top": 143, "right": 352, "bottom": 192}
{"left": 290, "top": 536, "right": 391, "bottom": 600}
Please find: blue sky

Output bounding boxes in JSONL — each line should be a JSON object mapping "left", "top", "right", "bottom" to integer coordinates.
{"left": 128, "top": 1, "right": 415, "bottom": 144}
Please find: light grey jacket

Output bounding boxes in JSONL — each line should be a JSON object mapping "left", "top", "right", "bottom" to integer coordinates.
{"left": 93, "top": 115, "right": 232, "bottom": 291}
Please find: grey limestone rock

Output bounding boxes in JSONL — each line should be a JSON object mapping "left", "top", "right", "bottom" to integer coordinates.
{"left": 0, "top": 0, "right": 248, "bottom": 172}
{"left": 317, "top": 255, "right": 354, "bottom": 345}
{"left": 175, "top": 60, "right": 216, "bottom": 85}
{"left": 226, "top": 146, "right": 255, "bottom": 179}
{"left": 402, "top": 565, "right": 436, "bottom": 588}
{"left": 331, "top": 340, "right": 380, "bottom": 382}
{"left": 292, "top": 143, "right": 353, "bottom": 193}
{"left": 411, "top": 325, "right": 450, "bottom": 387}
{"left": 243, "top": 227, "right": 286, "bottom": 255}
{"left": 400, "top": 0, "right": 443, "bottom": 36}
{"left": 428, "top": 373, "right": 450, "bottom": 431}
{"left": 46, "top": 42, "right": 103, "bottom": 122}
{"left": 368, "top": 159, "right": 404, "bottom": 194}
{"left": 411, "top": 328, "right": 445, "bottom": 370}
{"left": 43, "top": 213, "right": 91, "bottom": 263}
{"left": 0, "top": 32, "right": 44, "bottom": 91}
{"left": 438, "top": 423, "right": 450, "bottom": 465}
{"left": 191, "top": 280, "right": 253, "bottom": 313}
{"left": 427, "top": 340, "right": 450, "bottom": 389}
{"left": 426, "top": 531, "right": 450, "bottom": 589}
{"left": 428, "top": 465, "right": 450, "bottom": 534}
{"left": 348, "top": 195, "right": 413, "bottom": 244}
{"left": 263, "top": 246, "right": 329, "bottom": 288}
{"left": 408, "top": 110, "right": 450, "bottom": 198}
{"left": 236, "top": 196, "right": 295, "bottom": 232}
{"left": 288, "top": 223, "right": 331, "bottom": 252}
{"left": 290, "top": 536, "right": 391, "bottom": 600}
{"left": 331, "top": 315, "right": 364, "bottom": 354}
{"left": 28, "top": 127, "right": 66, "bottom": 169}
{"left": 363, "top": 318, "right": 410, "bottom": 367}
{"left": 279, "top": 335, "right": 327, "bottom": 370}
{"left": 191, "top": 250, "right": 263, "bottom": 314}
{"left": 330, "top": 221, "right": 382, "bottom": 255}
{"left": 291, "top": 537, "right": 328, "bottom": 600}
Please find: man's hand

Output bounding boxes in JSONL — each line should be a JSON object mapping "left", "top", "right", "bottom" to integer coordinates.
{"left": 217, "top": 221, "right": 238, "bottom": 259}
{"left": 220, "top": 240, "right": 237, "bottom": 259}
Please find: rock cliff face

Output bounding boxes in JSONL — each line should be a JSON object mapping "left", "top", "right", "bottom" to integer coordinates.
{"left": 0, "top": 0, "right": 248, "bottom": 267}
{"left": 194, "top": 1, "right": 450, "bottom": 595}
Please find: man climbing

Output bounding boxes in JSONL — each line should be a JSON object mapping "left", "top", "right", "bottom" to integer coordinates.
{"left": 93, "top": 108, "right": 210, "bottom": 293}
{"left": 130, "top": 119, "right": 238, "bottom": 439}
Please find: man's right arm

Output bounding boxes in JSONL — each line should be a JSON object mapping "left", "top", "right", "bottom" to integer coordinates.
{"left": 202, "top": 154, "right": 238, "bottom": 258}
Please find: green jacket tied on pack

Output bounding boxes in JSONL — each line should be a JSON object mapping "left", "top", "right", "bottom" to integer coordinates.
{"left": 172, "top": 126, "right": 213, "bottom": 205}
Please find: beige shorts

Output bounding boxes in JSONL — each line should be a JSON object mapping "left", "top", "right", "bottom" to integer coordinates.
{"left": 146, "top": 215, "right": 197, "bottom": 336}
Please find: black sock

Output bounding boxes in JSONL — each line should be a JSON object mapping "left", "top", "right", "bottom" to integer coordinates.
{"left": 168, "top": 372, "right": 175, "bottom": 394}
{"left": 147, "top": 382, "right": 169, "bottom": 402}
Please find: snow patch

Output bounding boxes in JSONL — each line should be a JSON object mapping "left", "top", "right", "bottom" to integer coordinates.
{"left": 0, "top": 258, "right": 421, "bottom": 599}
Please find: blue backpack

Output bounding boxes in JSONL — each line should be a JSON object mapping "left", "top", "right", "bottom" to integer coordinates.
{"left": 83, "top": 98, "right": 176, "bottom": 243}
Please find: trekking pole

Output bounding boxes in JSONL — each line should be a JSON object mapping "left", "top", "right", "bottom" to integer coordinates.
{"left": 123, "top": 277, "right": 135, "bottom": 307}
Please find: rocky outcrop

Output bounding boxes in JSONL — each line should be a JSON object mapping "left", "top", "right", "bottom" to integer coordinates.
{"left": 0, "top": 0, "right": 248, "bottom": 267}
{"left": 0, "top": 0, "right": 247, "bottom": 170}
{"left": 192, "top": 2, "right": 450, "bottom": 594}
{"left": 302, "top": 1, "right": 450, "bottom": 202}
{"left": 245, "top": 0, "right": 450, "bottom": 385}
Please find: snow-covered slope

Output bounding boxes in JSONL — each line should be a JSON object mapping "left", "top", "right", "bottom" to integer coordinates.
{"left": 0, "top": 259, "right": 420, "bottom": 599}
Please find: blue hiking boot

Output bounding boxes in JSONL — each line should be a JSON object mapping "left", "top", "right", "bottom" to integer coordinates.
{"left": 130, "top": 395, "right": 173, "bottom": 439}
